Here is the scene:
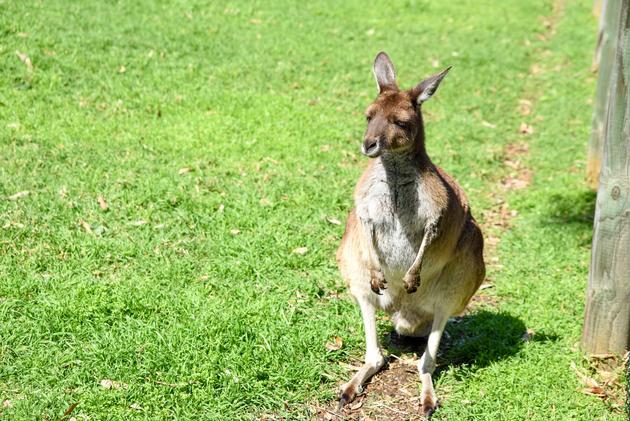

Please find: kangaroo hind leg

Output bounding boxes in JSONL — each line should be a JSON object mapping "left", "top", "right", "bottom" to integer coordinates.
{"left": 417, "top": 311, "right": 448, "bottom": 417}
{"left": 338, "top": 297, "right": 385, "bottom": 408}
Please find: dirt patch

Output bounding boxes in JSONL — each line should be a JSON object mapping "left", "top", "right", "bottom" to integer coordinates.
{"left": 501, "top": 142, "right": 532, "bottom": 191}
{"left": 313, "top": 355, "right": 424, "bottom": 420}
{"left": 480, "top": 198, "right": 516, "bottom": 275}
{"left": 481, "top": 138, "right": 534, "bottom": 268}
{"left": 502, "top": 170, "right": 532, "bottom": 190}
{"left": 465, "top": 289, "right": 499, "bottom": 313}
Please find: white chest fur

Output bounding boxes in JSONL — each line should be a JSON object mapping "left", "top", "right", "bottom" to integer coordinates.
{"left": 355, "top": 158, "right": 439, "bottom": 282}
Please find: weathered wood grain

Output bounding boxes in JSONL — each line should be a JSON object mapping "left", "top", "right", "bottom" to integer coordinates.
{"left": 582, "top": 0, "right": 630, "bottom": 354}
{"left": 587, "top": 0, "right": 620, "bottom": 189}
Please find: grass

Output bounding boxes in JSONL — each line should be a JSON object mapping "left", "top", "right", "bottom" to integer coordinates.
{"left": 0, "top": 0, "right": 626, "bottom": 419}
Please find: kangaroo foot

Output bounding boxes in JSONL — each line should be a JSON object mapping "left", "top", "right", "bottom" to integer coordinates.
{"left": 420, "top": 389, "right": 438, "bottom": 418}
{"left": 338, "top": 382, "right": 362, "bottom": 409}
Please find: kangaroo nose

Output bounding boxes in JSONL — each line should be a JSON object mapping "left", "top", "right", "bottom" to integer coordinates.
{"left": 362, "top": 138, "right": 380, "bottom": 156}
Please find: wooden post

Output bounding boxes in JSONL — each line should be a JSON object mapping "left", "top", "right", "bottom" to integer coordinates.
{"left": 587, "top": 0, "right": 619, "bottom": 189}
{"left": 592, "top": 0, "right": 609, "bottom": 69}
{"left": 593, "top": 0, "right": 604, "bottom": 20}
{"left": 582, "top": 0, "right": 630, "bottom": 354}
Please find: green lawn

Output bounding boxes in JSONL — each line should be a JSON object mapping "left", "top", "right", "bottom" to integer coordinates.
{"left": 1, "top": 0, "right": 625, "bottom": 419}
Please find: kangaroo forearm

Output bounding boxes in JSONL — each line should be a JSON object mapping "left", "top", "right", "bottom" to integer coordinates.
{"left": 407, "top": 223, "right": 438, "bottom": 276}
{"left": 403, "top": 223, "right": 439, "bottom": 294}
{"left": 407, "top": 241, "right": 427, "bottom": 276}
{"left": 364, "top": 224, "right": 387, "bottom": 293}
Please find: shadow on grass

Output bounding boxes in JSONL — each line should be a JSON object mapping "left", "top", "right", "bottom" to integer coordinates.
{"left": 541, "top": 189, "right": 596, "bottom": 247}
{"left": 382, "top": 310, "right": 558, "bottom": 373}
{"left": 545, "top": 189, "right": 596, "bottom": 227}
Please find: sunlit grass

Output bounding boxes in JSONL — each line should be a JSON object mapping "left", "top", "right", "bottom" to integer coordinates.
{"left": 0, "top": 0, "right": 622, "bottom": 418}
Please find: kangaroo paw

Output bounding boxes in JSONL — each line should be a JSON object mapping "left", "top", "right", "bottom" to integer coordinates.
{"left": 370, "top": 269, "right": 387, "bottom": 294}
{"left": 403, "top": 272, "right": 420, "bottom": 294}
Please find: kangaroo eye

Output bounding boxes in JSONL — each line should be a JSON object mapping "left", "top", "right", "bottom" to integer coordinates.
{"left": 394, "top": 120, "right": 408, "bottom": 129}
{"left": 366, "top": 115, "right": 372, "bottom": 122}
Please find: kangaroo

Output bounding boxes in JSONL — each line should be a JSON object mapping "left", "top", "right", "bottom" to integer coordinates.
{"left": 336, "top": 52, "right": 485, "bottom": 416}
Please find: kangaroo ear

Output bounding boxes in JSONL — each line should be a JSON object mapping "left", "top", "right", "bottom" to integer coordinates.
{"left": 373, "top": 51, "right": 397, "bottom": 92}
{"left": 411, "top": 66, "right": 452, "bottom": 105}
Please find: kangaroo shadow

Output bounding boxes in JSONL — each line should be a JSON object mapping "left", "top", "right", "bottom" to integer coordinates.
{"left": 381, "top": 310, "right": 558, "bottom": 375}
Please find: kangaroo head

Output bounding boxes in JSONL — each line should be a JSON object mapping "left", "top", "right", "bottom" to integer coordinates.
{"left": 362, "top": 52, "right": 451, "bottom": 158}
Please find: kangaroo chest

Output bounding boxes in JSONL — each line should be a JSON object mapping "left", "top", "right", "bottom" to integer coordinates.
{"left": 356, "top": 167, "right": 438, "bottom": 279}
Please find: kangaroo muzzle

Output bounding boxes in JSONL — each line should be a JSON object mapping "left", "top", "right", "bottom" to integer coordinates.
{"left": 362, "top": 138, "right": 382, "bottom": 157}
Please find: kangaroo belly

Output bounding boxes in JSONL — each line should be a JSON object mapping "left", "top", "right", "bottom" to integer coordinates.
{"left": 373, "top": 218, "right": 418, "bottom": 279}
